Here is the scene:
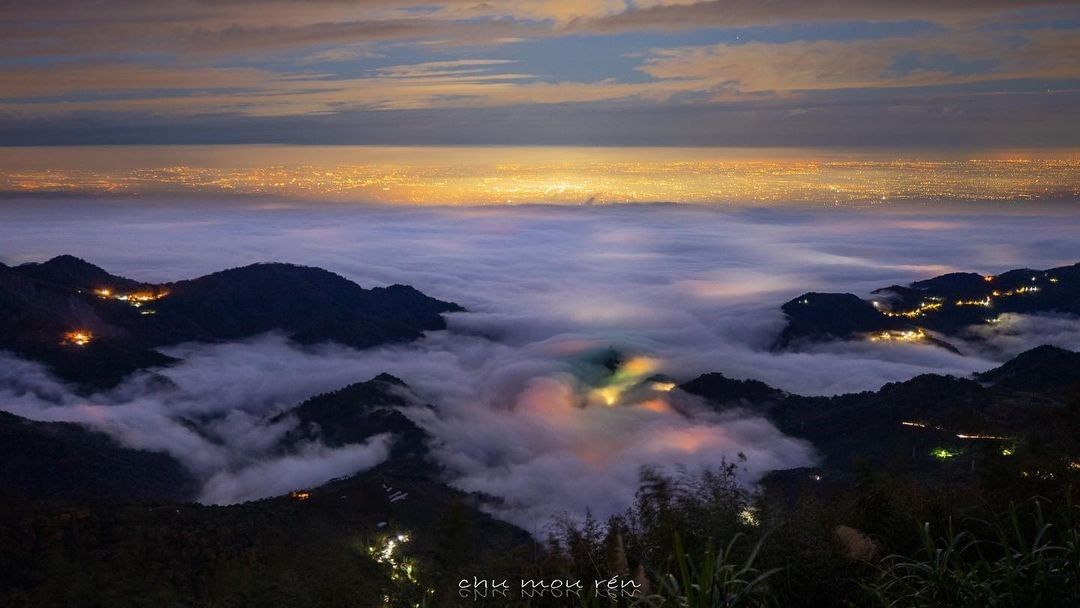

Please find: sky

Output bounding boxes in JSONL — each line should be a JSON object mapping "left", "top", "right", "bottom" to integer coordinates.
{"left": 2, "top": 203, "right": 1078, "bottom": 523}
{"left": 2, "top": 0, "right": 1080, "bottom": 146}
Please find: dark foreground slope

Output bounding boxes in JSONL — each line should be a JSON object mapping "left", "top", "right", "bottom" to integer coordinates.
{"left": 0, "top": 411, "right": 196, "bottom": 502}
{"left": 0, "top": 256, "right": 462, "bottom": 390}
{"left": 0, "top": 374, "right": 531, "bottom": 607}
{"left": 0, "top": 471, "right": 531, "bottom": 608}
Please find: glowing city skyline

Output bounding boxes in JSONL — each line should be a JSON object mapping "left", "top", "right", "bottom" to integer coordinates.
{"left": 2, "top": 146, "right": 1078, "bottom": 205}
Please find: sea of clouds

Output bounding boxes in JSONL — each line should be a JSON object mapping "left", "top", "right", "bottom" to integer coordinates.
{"left": 1, "top": 201, "right": 1078, "bottom": 528}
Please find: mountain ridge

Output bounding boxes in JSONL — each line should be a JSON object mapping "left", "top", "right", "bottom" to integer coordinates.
{"left": 0, "top": 256, "right": 463, "bottom": 390}
{"left": 776, "top": 262, "right": 1080, "bottom": 349}
{"left": 681, "top": 344, "right": 1080, "bottom": 476}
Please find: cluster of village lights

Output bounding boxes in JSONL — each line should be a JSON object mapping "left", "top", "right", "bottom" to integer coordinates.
{"left": 867, "top": 272, "right": 1059, "bottom": 346}
{"left": 869, "top": 329, "right": 927, "bottom": 343}
{"left": 62, "top": 286, "right": 174, "bottom": 346}
{"left": 62, "top": 331, "right": 92, "bottom": 346}
{"left": 94, "top": 287, "right": 168, "bottom": 314}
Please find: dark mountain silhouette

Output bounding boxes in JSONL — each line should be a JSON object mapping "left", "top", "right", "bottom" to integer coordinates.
{"left": 778, "top": 293, "right": 885, "bottom": 343}
{"left": 0, "top": 257, "right": 175, "bottom": 388}
{"left": 0, "top": 371, "right": 445, "bottom": 504}
{"left": 1, "top": 346, "right": 1076, "bottom": 605}
{"left": 0, "top": 373, "right": 532, "bottom": 606}
{"left": 0, "top": 373, "right": 437, "bottom": 505}
{"left": 0, "top": 411, "right": 195, "bottom": 502}
{"left": 11, "top": 254, "right": 148, "bottom": 293}
{"left": 682, "top": 345, "right": 1080, "bottom": 480}
{"left": 777, "top": 262, "right": 1080, "bottom": 349}
{"left": 0, "top": 256, "right": 463, "bottom": 390}
{"left": 147, "top": 263, "right": 462, "bottom": 347}
{"left": 273, "top": 373, "right": 431, "bottom": 460}
{"left": 678, "top": 372, "right": 786, "bottom": 408}
{"left": 9, "top": 334, "right": 1073, "bottom": 510}
{"left": 974, "top": 344, "right": 1080, "bottom": 393}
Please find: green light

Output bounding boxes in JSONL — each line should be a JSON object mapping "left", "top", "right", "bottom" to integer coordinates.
{"left": 931, "top": 447, "right": 957, "bottom": 460}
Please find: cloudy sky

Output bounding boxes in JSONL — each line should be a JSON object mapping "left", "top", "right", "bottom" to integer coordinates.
{"left": 3, "top": 0, "right": 1079, "bottom": 146}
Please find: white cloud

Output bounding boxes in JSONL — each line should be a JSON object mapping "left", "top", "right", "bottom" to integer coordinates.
{"left": 199, "top": 436, "right": 393, "bottom": 505}
{"left": 0, "top": 202, "right": 1077, "bottom": 524}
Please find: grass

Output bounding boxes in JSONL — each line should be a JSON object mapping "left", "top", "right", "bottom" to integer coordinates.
{"left": 631, "top": 533, "right": 780, "bottom": 608}
{"left": 864, "top": 497, "right": 1080, "bottom": 607}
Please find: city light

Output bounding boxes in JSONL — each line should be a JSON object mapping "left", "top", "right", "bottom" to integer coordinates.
{"left": 3, "top": 152, "right": 1077, "bottom": 206}
{"left": 869, "top": 329, "right": 927, "bottom": 343}
{"left": 62, "top": 330, "right": 93, "bottom": 346}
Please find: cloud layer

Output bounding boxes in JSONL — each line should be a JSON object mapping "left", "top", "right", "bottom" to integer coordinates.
{"left": 0, "top": 202, "right": 1078, "bottom": 524}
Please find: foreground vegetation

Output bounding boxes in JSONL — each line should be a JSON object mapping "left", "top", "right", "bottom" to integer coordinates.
{"left": 3, "top": 432, "right": 1078, "bottom": 607}
{"left": 538, "top": 462, "right": 1079, "bottom": 608}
